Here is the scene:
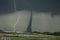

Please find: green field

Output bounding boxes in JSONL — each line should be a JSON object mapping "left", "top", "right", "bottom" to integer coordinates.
{"left": 0, "top": 33, "right": 60, "bottom": 40}
{"left": 0, "top": 36, "right": 60, "bottom": 40}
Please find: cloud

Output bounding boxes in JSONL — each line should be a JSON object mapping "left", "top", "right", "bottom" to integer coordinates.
{"left": 0, "top": 10, "right": 60, "bottom": 32}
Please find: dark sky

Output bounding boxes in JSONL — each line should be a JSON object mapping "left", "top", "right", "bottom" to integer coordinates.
{"left": 0, "top": 0, "right": 60, "bottom": 14}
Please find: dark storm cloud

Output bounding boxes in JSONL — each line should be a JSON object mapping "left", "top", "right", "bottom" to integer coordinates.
{"left": 0, "top": 0, "right": 14, "bottom": 14}
{"left": 0, "top": 0, "right": 60, "bottom": 14}
{"left": 15, "top": 0, "right": 60, "bottom": 12}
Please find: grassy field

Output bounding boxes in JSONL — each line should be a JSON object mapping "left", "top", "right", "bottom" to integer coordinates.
{"left": 0, "top": 36, "right": 60, "bottom": 40}
{"left": 8, "top": 37, "right": 60, "bottom": 40}
{"left": 0, "top": 34, "right": 60, "bottom": 40}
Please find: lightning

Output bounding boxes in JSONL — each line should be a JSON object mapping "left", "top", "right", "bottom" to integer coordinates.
{"left": 13, "top": 16, "right": 20, "bottom": 32}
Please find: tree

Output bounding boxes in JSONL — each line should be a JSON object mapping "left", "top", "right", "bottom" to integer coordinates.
{"left": 0, "top": 30, "right": 4, "bottom": 32}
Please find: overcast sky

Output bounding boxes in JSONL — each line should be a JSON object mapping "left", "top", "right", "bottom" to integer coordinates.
{"left": 0, "top": 0, "right": 60, "bottom": 32}
{"left": 0, "top": 0, "right": 60, "bottom": 14}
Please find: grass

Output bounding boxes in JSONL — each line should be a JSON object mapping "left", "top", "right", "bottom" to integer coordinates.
{"left": 0, "top": 36, "right": 60, "bottom": 40}
{"left": 48, "top": 37, "right": 60, "bottom": 40}
{"left": 10, "top": 37, "right": 43, "bottom": 40}
{"left": 0, "top": 34, "right": 60, "bottom": 40}
{"left": 10, "top": 37, "right": 60, "bottom": 40}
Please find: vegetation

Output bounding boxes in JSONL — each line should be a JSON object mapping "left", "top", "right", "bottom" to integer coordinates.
{"left": 0, "top": 36, "right": 60, "bottom": 40}
{"left": 32, "top": 31, "right": 60, "bottom": 36}
{"left": 0, "top": 30, "right": 4, "bottom": 32}
{"left": 0, "top": 31, "right": 60, "bottom": 40}
{"left": 41, "top": 32, "right": 60, "bottom": 36}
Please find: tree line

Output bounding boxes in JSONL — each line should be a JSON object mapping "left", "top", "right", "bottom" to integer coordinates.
{"left": 32, "top": 31, "right": 60, "bottom": 36}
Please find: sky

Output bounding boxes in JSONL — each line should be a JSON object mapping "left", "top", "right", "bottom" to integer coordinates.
{"left": 0, "top": 0, "right": 60, "bottom": 32}
{"left": 0, "top": 0, "right": 60, "bottom": 14}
